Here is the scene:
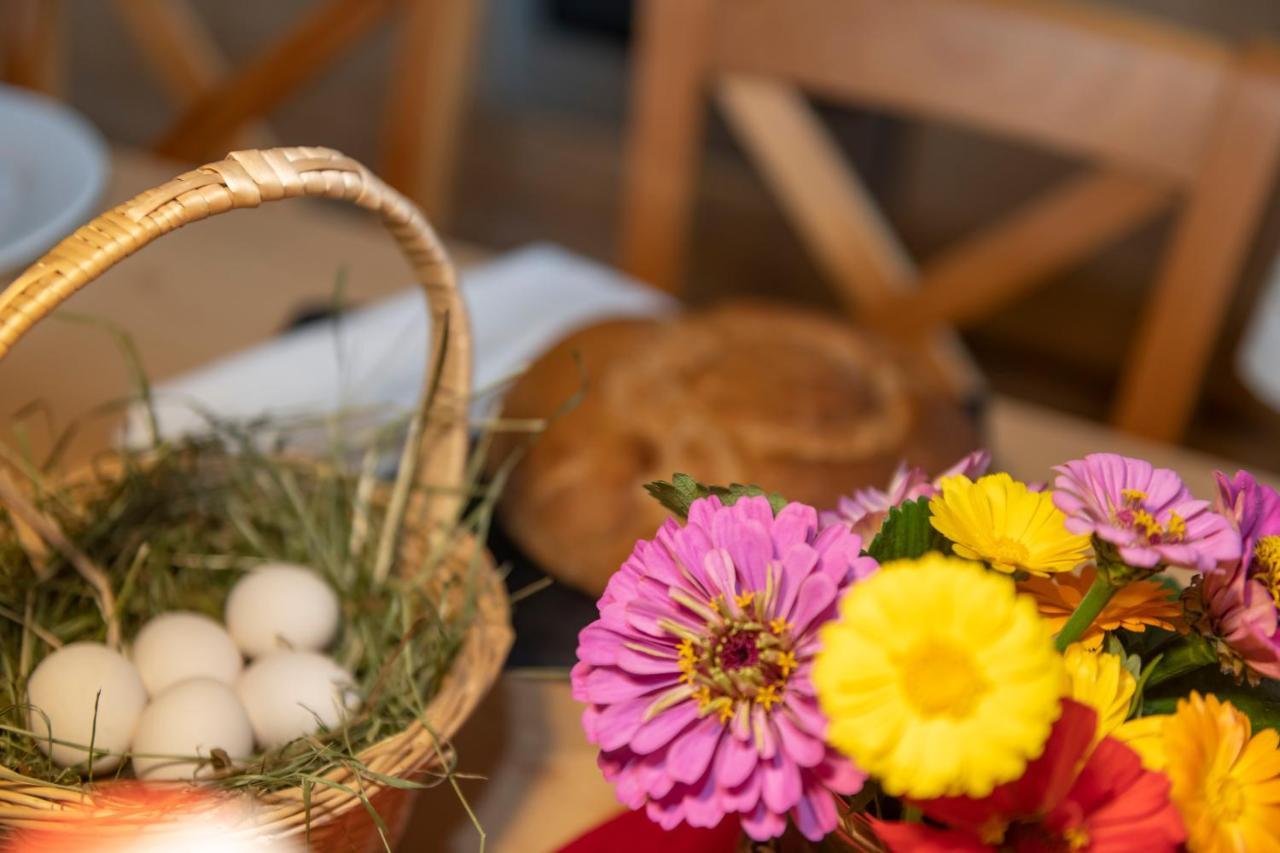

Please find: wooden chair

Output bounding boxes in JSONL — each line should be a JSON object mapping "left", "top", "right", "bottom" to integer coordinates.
{"left": 619, "top": 0, "right": 1280, "bottom": 442}
{"left": 0, "top": 0, "right": 482, "bottom": 223}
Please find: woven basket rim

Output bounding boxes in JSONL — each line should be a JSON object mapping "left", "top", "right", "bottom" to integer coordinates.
{"left": 0, "top": 148, "right": 513, "bottom": 840}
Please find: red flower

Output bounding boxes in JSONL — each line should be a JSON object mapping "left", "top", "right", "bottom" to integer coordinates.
{"left": 873, "top": 700, "right": 1185, "bottom": 852}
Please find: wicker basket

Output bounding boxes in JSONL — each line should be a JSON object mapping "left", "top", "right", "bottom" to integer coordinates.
{"left": 0, "top": 147, "right": 512, "bottom": 850}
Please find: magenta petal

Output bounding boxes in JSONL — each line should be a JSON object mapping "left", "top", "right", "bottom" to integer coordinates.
{"left": 680, "top": 771, "right": 725, "bottom": 828}
{"left": 715, "top": 728, "right": 759, "bottom": 788}
{"left": 716, "top": 515, "right": 773, "bottom": 591}
{"left": 775, "top": 544, "right": 819, "bottom": 617}
{"left": 645, "top": 797, "right": 683, "bottom": 831}
{"left": 721, "top": 762, "right": 763, "bottom": 812}
{"left": 814, "top": 754, "right": 867, "bottom": 795}
{"left": 783, "top": 694, "right": 828, "bottom": 737}
{"left": 577, "top": 623, "right": 624, "bottom": 665}
{"left": 615, "top": 645, "right": 679, "bottom": 676}
{"left": 790, "top": 779, "right": 839, "bottom": 841}
{"left": 632, "top": 699, "right": 699, "bottom": 754}
{"left": 753, "top": 705, "right": 778, "bottom": 760}
{"left": 667, "top": 715, "right": 724, "bottom": 785}
{"left": 787, "top": 572, "right": 838, "bottom": 636}
{"left": 595, "top": 694, "right": 656, "bottom": 751}
{"left": 701, "top": 547, "right": 741, "bottom": 603}
{"left": 761, "top": 752, "right": 802, "bottom": 813}
{"left": 624, "top": 596, "right": 689, "bottom": 638}
{"left": 741, "top": 801, "right": 787, "bottom": 842}
{"left": 582, "top": 666, "right": 680, "bottom": 704}
{"left": 772, "top": 709, "right": 826, "bottom": 767}
{"left": 772, "top": 503, "right": 818, "bottom": 552}
{"left": 1117, "top": 545, "right": 1161, "bottom": 569}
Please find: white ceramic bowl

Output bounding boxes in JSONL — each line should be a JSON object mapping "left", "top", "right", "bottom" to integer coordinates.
{"left": 0, "top": 84, "right": 107, "bottom": 276}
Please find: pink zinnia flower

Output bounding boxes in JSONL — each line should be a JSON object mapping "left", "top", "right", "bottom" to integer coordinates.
{"left": 821, "top": 450, "right": 991, "bottom": 539}
{"left": 572, "top": 495, "right": 874, "bottom": 841}
{"left": 1193, "top": 471, "right": 1280, "bottom": 680}
{"left": 1052, "top": 453, "right": 1240, "bottom": 571}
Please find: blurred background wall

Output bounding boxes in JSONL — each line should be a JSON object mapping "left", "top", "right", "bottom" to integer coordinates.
{"left": 46, "top": 0, "right": 1280, "bottom": 469}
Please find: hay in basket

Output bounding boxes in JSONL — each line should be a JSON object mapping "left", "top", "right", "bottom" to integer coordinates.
{"left": 0, "top": 148, "right": 512, "bottom": 851}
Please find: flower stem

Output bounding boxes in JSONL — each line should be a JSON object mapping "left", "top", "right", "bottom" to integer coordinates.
{"left": 1053, "top": 573, "right": 1119, "bottom": 652}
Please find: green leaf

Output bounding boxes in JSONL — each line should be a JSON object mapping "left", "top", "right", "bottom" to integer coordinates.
{"left": 643, "top": 473, "right": 787, "bottom": 519}
{"left": 1144, "top": 672, "right": 1280, "bottom": 732}
{"left": 643, "top": 473, "right": 710, "bottom": 519}
{"left": 866, "top": 498, "right": 950, "bottom": 563}
{"left": 1130, "top": 651, "right": 1165, "bottom": 717}
{"left": 1143, "top": 634, "right": 1218, "bottom": 690}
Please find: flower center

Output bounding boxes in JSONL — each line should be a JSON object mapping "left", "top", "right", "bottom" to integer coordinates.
{"left": 716, "top": 630, "right": 760, "bottom": 670}
{"left": 666, "top": 590, "right": 798, "bottom": 725}
{"left": 988, "top": 537, "right": 1030, "bottom": 569}
{"left": 1208, "top": 774, "right": 1247, "bottom": 822}
{"left": 1254, "top": 536, "right": 1280, "bottom": 607}
{"left": 898, "top": 640, "right": 989, "bottom": 718}
{"left": 1063, "top": 825, "right": 1090, "bottom": 851}
{"left": 1113, "top": 489, "right": 1186, "bottom": 545}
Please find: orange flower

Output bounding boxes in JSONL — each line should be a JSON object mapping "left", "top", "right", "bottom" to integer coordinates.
{"left": 1018, "top": 565, "right": 1184, "bottom": 650}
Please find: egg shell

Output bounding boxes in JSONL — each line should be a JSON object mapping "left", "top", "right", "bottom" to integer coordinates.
{"left": 130, "top": 678, "right": 255, "bottom": 780}
{"left": 26, "top": 642, "right": 147, "bottom": 771}
{"left": 131, "top": 611, "right": 243, "bottom": 697}
{"left": 235, "top": 651, "right": 359, "bottom": 750}
{"left": 225, "top": 563, "right": 340, "bottom": 658}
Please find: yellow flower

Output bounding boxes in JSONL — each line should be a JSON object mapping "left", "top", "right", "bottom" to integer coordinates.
{"left": 814, "top": 554, "right": 1063, "bottom": 799}
{"left": 1163, "top": 692, "right": 1280, "bottom": 853}
{"left": 1061, "top": 643, "right": 1135, "bottom": 743}
{"left": 1114, "top": 714, "right": 1170, "bottom": 772}
{"left": 1019, "top": 565, "right": 1184, "bottom": 650}
{"left": 929, "top": 474, "right": 1090, "bottom": 576}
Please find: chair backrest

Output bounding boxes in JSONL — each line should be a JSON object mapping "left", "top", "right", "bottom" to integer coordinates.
{"left": 0, "top": 0, "right": 482, "bottom": 223}
{"left": 618, "top": 0, "right": 1280, "bottom": 442}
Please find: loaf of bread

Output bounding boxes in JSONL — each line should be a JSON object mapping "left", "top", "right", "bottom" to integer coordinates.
{"left": 492, "top": 301, "right": 980, "bottom": 594}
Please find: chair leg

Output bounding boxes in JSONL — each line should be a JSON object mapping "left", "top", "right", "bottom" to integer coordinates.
{"left": 379, "top": 0, "right": 485, "bottom": 225}
{"left": 617, "top": 0, "right": 717, "bottom": 294}
{"left": 1114, "top": 44, "right": 1280, "bottom": 442}
{"left": 1, "top": 0, "right": 62, "bottom": 96}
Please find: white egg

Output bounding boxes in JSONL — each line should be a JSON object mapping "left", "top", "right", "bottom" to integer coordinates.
{"left": 225, "top": 563, "right": 340, "bottom": 658}
{"left": 235, "top": 652, "right": 360, "bottom": 750}
{"left": 131, "top": 611, "right": 243, "bottom": 697}
{"left": 131, "top": 678, "right": 255, "bottom": 780}
{"left": 26, "top": 642, "right": 147, "bottom": 771}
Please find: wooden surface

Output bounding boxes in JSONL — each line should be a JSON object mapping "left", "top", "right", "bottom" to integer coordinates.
{"left": 618, "top": 0, "right": 1280, "bottom": 444}
{"left": 1114, "top": 44, "right": 1280, "bottom": 439}
{"left": 711, "top": 0, "right": 1230, "bottom": 183}
{"left": 3, "top": 149, "right": 1276, "bottom": 851}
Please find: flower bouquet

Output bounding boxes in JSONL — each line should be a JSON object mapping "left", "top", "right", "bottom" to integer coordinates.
{"left": 572, "top": 452, "right": 1280, "bottom": 851}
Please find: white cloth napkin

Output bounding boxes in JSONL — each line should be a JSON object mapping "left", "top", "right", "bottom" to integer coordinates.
{"left": 124, "top": 244, "right": 676, "bottom": 444}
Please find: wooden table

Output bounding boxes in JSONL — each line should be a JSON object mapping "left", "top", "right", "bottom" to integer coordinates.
{"left": 2, "top": 149, "right": 1275, "bottom": 852}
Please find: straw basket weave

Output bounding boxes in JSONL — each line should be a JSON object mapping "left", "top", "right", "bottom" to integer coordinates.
{"left": 0, "top": 147, "right": 512, "bottom": 850}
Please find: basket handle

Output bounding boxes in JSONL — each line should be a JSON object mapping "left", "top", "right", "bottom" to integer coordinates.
{"left": 0, "top": 147, "right": 470, "bottom": 532}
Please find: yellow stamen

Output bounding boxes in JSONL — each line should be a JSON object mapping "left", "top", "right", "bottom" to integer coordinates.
{"left": 769, "top": 618, "right": 790, "bottom": 635}
{"left": 1255, "top": 536, "right": 1280, "bottom": 572}
{"left": 756, "top": 683, "right": 781, "bottom": 711}
{"left": 1254, "top": 536, "right": 1280, "bottom": 607}
{"left": 777, "top": 651, "right": 798, "bottom": 677}
{"left": 1165, "top": 511, "right": 1187, "bottom": 542}
{"left": 718, "top": 702, "right": 735, "bottom": 724}
{"left": 1121, "top": 488, "right": 1148, "bottom": 506}
{"left": 1064, "top": 826, "right": 1090, "bottom": 850}
{"left": 735, "top": 590, "right": 755, "bottom": 609}
{"left": 1132, "top": 508, "right": 1162, "bottom": 539}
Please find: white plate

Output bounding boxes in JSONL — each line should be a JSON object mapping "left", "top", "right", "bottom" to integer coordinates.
{"left": 0, "top": 84, "right": 107, "bottom": 277}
